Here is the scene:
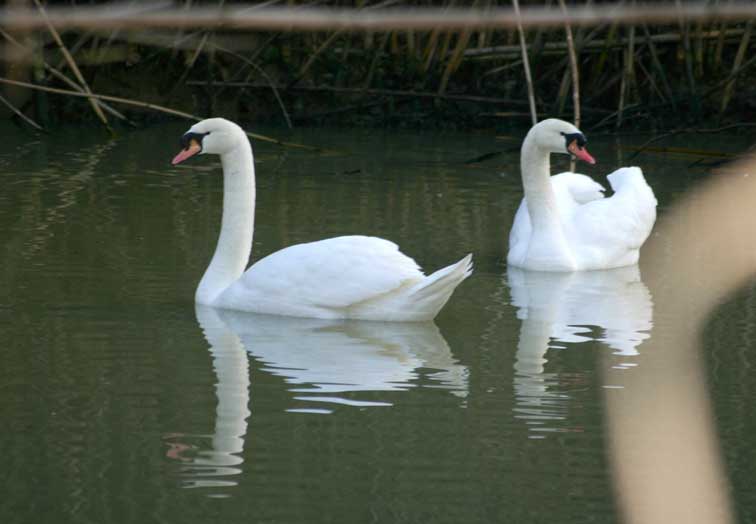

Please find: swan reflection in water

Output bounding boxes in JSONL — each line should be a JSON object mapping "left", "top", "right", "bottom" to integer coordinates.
{"left": 167, "top": 305, "right": 467, "bottom": 492}
{"left": 507, "top": 265, "right": 653, "bottom": 437}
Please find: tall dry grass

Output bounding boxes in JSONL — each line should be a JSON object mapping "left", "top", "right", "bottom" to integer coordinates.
{"left": 0, "top": 0, "right": 754, "bottom": 131}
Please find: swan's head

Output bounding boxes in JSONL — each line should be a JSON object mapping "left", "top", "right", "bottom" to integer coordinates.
{"left": 172, "top": 118, "right": 247, "bottom": 165}
{"left": 527, "top": 118, "right": 596, "bottom": 165}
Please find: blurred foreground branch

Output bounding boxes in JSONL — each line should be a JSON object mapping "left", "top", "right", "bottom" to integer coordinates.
{"left": 1, "top": 3, "right": 756, "bottom": 32}
{"left": 606, "top": 155, "right": 756, "bottom": 524}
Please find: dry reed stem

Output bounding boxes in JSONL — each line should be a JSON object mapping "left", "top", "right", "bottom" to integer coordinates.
{"left": 555, "top": 66, "right": 571, "bottom": 116}
{"left": 640, "top": 23, "right": 676, "bottom": 106}
{"left": 222, "top": 34, "right": 282, "bottom": 103}
{"left": 422, "top": 28, "right": 442, "bottom": 72}
{"left": 635, "top": 57, "right": 666, "bottom": 103}
{"left": 481, "top": 59, "right": 523, "bottom": 80}
{"left": 694, "top": 19, "right": 705, "bottom": 78}
{"left": 0, "top": 27, "right": 131, "bottom": 123}
{"left": 616, "top": 23, "right": 635, "bottom": 129}
{"left": 559, "top": 0, "right": 580, "bottom": 170}
{"left": 406, "top": 29, "right": 415, "bottom": 57}
{"left": 172, "top": 0, "right": 193, "bottom": 52}
{"left": 589, "top": 22, "right": 617, "bottom": 94}
{"left": 462, "top": 28, "right": 746, "bottom": 59}
{"left": 364, "top": 32, "right": 390, "bottom": 89}
{"left": 439, "top": 31, "right": 454, "bottom": 65}
{"left": 291, "top": 0, "right": 402, "bottom": 88}
{"left": 291, "top": 30, "right": 344, "bottom": 87}
{"left": 211, "top": 43, "right": 293, "bottom": 129}
{"left": 390, "top": 31, "right": 400, "bottom": 54}
{"left": 33, "top": 0, "right": 110, "bottom": 129}
{"left": 183, "top": 32, "right": 211, "bottom": 76}
{"left": 594, "top": 43, "right": 756, "bottom": 127}
{"left": 675, "top": 0, "right": 699, "bottom": 113}
{"left": 702, "top": 49, "right": 756, "bottom": 98}
{"left": 593, "top": 33, "right": 756, "bottom": 123}
{"left": 190, "top": 80, "right": 540, "bottom": 107}
{"left": 294, "top": 97, "right": 386, "bottom": 122}
{"left": 714, "top": 19, "right": 727, "bottom": 72}
{"left": 0, "top": 76, "right": 319, "bottom": 151}
{"left": 720, "top": 19, "right": 752, "bottom": 116}
{"left": 173, "top": 0, "right": 224, "bottom": 93}
{"left": 438, "top": 29, "right": 471, "bottom": 98}
{"left": 0, "top": 90, "right": 43, "bottom": 130}
{"left": 628, "top": 122, "right": 756, "bottom": 158}
{"left": 512, "top": 0, "right": 537, "bottom": 125}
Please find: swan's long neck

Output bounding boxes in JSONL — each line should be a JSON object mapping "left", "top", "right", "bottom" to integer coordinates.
{"left": 520, "top": 133, "right": 561, "bottom": 234}
{"left": 196, "top": 140, "right": 256, "bottom": 305}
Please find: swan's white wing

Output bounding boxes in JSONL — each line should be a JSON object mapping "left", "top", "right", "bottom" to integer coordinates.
{"left": 606, "top": 167, "right": 658, "bottom": 246}
{"left": 569, "top": 167, "right": 657, "bottom": 262}
{"left": 552, "top": 172, "right": 606, "bottom": 205}
{"left": 218, "top": 235, "right": 424, "bottom": 313}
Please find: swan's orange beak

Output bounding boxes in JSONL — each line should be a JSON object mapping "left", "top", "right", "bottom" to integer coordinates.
{"left": 568, "top": 140, "right": 596, "bottom": 165}
{"left": 172, "top": 139, "right": 201, "bottom": 165}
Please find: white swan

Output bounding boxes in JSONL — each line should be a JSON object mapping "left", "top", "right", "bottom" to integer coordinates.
{"left": 171, "top": 118, "right": 472, "bottom": 321}
{"left": 507, "top": 119, "right": 657, "bottom": 271}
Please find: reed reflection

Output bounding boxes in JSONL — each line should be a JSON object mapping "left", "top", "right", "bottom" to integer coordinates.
{"left": 507, "top": 266, "right": 653, "bottom": 436}
{"left": 168, "top": 305, "right": 467, "bottom": 493}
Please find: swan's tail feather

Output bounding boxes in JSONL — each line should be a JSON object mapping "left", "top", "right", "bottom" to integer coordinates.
{"left": 346, "top": 254, "right": 472, "bottom": 322}
{"left": 606, "top": 166, "right": 646, "bottom": 192}
{"left": 408, "top": 254, "right": 473, "bottom": 317}
{"left": 411, "top": 254, "right": 472, "bottom": 298}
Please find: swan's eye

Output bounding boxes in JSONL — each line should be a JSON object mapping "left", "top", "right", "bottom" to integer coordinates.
{"left": 180, "top": 131, "right": 210, "bottom": 150}
{"left": 562, "top": 132, "right": 596, "bottom": 164}
{"left": 561, "top": 132, "right": 587, "bottom": 151}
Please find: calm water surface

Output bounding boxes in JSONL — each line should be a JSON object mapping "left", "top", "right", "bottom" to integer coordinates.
{"left": 1, "top": 122, "right": 755, "bottom": 523}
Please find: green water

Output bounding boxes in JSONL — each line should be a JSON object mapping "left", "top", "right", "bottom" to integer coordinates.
{"left": 1, "top": 122, "right": 755, "bottom": 523}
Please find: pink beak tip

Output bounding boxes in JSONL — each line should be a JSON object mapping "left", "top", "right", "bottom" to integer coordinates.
{"left": 579, "top": 149, "right": 597, "bottom": 165}
{"left": 171, "top": 148, "right": 196, "bottom": 166}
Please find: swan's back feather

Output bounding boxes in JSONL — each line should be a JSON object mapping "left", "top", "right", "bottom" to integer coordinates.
{"left": 553, "top": 172, "right": 605, "bottom": 204}
{"left": 572, "top": 167, "right": 657, "bottom": 249}
{"left": 215, "top": 235, "right": 471, "bottom": 320}
{"left": 220, "top": 235, "right": 419, "bottom": 306}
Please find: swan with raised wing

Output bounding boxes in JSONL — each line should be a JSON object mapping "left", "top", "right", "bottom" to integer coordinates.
{"left": 507, "top": 119, "right": 657, "bottom": 271}
{"left": 171, "top": 118, "right": 472, "bottom": 321}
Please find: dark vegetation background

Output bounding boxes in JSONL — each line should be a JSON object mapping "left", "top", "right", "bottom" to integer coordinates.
{"left": 2, "top": 0, "right": 756, "bottom": 133}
